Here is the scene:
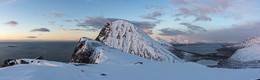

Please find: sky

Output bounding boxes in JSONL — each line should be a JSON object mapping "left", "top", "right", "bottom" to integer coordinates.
{"left": 0, "top": 0, "right": 260, "bottom": 42}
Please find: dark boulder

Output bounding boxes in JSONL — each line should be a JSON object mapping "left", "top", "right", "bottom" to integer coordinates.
{"left": 20, "top": 60, "right": 29, "bottom": 64}
{"left": 35, "top": 56, "right": 44, "bottom": 59}
{"left": 2, "top": 59, "right": 17, "bottom": 67}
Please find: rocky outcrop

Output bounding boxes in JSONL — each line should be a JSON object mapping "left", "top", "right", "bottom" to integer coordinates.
{"left": 70, "top": 37, "right": 103, "bottom": 64}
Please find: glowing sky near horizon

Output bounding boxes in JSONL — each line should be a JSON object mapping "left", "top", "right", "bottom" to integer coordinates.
{"left": 0, "top": 0, "right": 260, "bottom": 42}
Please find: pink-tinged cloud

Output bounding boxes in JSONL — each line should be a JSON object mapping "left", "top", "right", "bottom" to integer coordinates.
{"left": 50, "top": 10, "right": 65, "bottom": 17}
{"left": 5, "top": 20, "right": 18, "bottom": 26}
{"left": 74, "top": 19, "right": 79, "bottom": 22}
{"left": 170, "top": 0, "right": 188, "bottom": 4}
{"left": 142, "top": 29, "right": 153, "bottom": 35}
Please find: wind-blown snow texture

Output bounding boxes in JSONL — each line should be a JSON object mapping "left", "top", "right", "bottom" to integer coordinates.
{"left": 95, "top": 20, "right": 181, "bottom": 62}
{"left": 154, "top": 37, "right": 174, "bottom": 50}
{"left": 233, "top": 37, "right": 260, "bottom": 48}
{"left": 229, "top": 44, "right": 260, "bottom": 62}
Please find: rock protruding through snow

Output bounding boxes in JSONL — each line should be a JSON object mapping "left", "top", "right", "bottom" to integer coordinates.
{"left": 70, "top": 37, "right": 104, "bottom": 64}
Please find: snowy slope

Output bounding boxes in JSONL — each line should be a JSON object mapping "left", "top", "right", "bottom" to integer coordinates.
{"left": 1, "top": 58, "right": 260, "bottom": 80}
{"left": 95, "top": 20, "right": 181, "bottom": 62}
{"left": 229, "top": 44, "right": 260, "bottom": 62}
{"left": 233, "top": 37, "right": 260, "bottom": 48}
{"left": 154, "top": 37, "right": 174, "bottom": 50}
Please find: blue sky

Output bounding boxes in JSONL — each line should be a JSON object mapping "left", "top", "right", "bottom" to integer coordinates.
{"left": 0, "top": 0, "right": 260, "bottom": 42}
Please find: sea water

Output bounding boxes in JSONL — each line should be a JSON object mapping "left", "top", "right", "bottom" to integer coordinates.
{"left": 0, "top": 41, "right": 78, "bottom": 66}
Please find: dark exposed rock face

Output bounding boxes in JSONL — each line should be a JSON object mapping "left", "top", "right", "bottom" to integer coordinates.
{"left": 70, "top": 37, "right": 103, "bottom": 64}
{"left": 95, "top": 22, "right": 111, "bottom": 42}
{"left": 21, "top": 60, "right": 29, "bottom": 64}
{"left": 2, "top": 59, "right": 17, "bottom": 67}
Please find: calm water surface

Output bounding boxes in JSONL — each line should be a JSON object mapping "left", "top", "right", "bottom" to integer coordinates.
{"left": 175, "top": 44, "right": 223, "bottom": 55}
{"left": 0, "top": 41, "right": 78, "bottom": 66}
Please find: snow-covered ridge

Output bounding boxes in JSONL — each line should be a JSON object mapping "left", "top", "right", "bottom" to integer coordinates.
{"left": 95, "top": 20, "right": 181, "bottom": 62}
{"left": 70, "top": 37, "right": 153, "bottom": 64}
{"left": 233, "top": 37, "right": 260, "bottom": 48}
{"left": 229, "top": 44, "right": 260, "bottom": 62}
{"left": 154, "top": 37, "right": 174, "bottom": 50}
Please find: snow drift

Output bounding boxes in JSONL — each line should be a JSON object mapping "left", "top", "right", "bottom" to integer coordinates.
{"left": 95, "top": 20, "right": 181, "bottom": 62}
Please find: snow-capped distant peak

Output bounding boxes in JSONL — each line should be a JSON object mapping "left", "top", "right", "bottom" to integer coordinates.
{"left": 233, "top": 37, "right": 260, "bottom": 48}
{"left": 95, "top": 20, "right": 181, "bottom": 62}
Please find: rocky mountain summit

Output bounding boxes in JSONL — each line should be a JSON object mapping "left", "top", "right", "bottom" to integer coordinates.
{"left": 95, "top": 20, "right": 181, "bottom": 62}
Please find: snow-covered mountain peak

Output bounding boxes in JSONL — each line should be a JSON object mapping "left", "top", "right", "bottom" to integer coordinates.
{"left": 95, "top": 20, "right": 181, "bottom": 62}
{"left": 233, "top": 37, "right": 260, "bottom": 48}
{"left": 229, "top": 44, "right": 260, "bottom": 62}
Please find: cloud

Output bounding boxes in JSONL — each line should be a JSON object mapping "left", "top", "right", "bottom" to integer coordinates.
{"left": 63, "top": 19, "right": 72, "bottom": 22}
{"left": 26, "top": 36, "right": 37, "bottom": 38}
{"left": 174, "top": 18, "right": 180, "bottom": 21}
{"left": 0, "top": 0, "right": 18, "bottom": 6}
{"left": 145, "top": 5, "right": 165, "bottom": 10}
{"left": 139, "top": 11, "right": 163, "bottom": 20}
{"left": 59, "top": 25, "right": 64, "bottom": 27}
{"left": 77, "top": 16, "right": 160, "bottom": 30}
{"left": 170, "top": 0, "right": 189, "bottom": 4}
{"left": 58, "top": 29, "right": 98, "bottom": 32}
{"left": 50, "top": 10, "right": 65, "bottom": 17}
{"left": 142, "top": 29, "right": 153, "bottom": 35}
{"left": 5, "top": 20, "right": 18, "bottom": 26}
{"left": 30, "top": 28, "right": 50, "bottom": 32}
{"left": 49, "top": 21, "right": 56, "bottom": 25}
{"left": 172, "top": 0, "right": 232, "bottom": 21}
{"left": 194, "top": 14, "right": 212, "bottom": 21}
{"left": 74, "top": 19, "right": 79, "bottom": 22}
{"left": 170, "top": 21, "right": 260, "bottom": 42}
{"left": 180, "top": 22, "right": 207, "bottom": 32}
{"left": 159, "top": 28, "right": 190, "bottom": 36}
